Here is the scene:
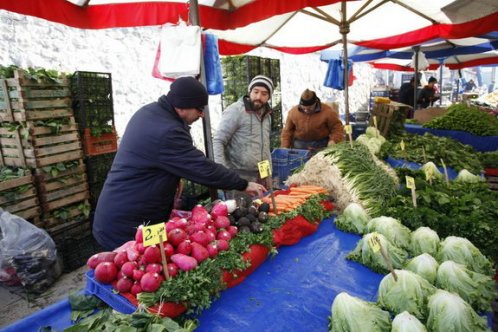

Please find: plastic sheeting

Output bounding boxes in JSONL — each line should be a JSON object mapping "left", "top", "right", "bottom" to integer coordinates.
{"left": 385, "top": 156, "right": 458, "bottom": 179}
{"left": 404, "top": 124, "right": 498, "bottom": 152}
{"left": 195, "top": 218, "right": 384, "bottom": 332}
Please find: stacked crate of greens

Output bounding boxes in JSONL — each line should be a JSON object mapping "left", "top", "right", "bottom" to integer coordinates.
{"left": 221, "top": 56, "right": 282, "bottom": 149}
{"left": 0, "top": 66, "right": 90, "bottom": 232}
{"left": 71, "top": 71, "right": 117, "bottom": 219}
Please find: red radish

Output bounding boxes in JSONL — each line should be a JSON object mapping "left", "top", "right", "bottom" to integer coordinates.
{"left": 191, "top": 205, "right": 209, "bottom": 223}
{"left": 132, "top": 268, "right": 145, "bottom": 281}
{"left": 167, "top": 263, "right": 178, "bottom": 277}
{"left": 121, "top": 261, "right": 138, "bottom": 278}
{"left": 131, "top": 282, "right": 142, "bottom": 295}
{"left": 217, "top": 230, "right": 232, "bottom": 241}
{"left": 138, "top": 255, "right": 148, "bottom": 267}
{"left": 117, "top": 271, "right": 124, "bottom": 280}
{"left": 214, "top": 215, "right": 231, "bottom": 229}
{"left": 217, "top": 239, "right": 229, "bottom": 251}
{"left": 206, "top": 224, "right": 216, "bottom": 233}
{"left": 126, "top": 246, "right": 140, "bottom": 262}
{"left": 94, "top": 262, "right": 118, "bottom": 284}
{"left": 167, "top": 228, "right": 188, "bottom": 246}
{"left": 163, "top": 243, "right": 174, "bottom": 258}
{"left": 206, "top": 242, "right": 219, "bottom": 258}
{"left": 170, "top": 254, "right": 198, "bottom": 271}
{"left": 113, "top": 251, "right": 129, "bottom": 268}
{"left": 176, "top": 218, "right": 189, "bottom": 229}
{"left": 135, "top": 225, "right": 144, "bottom": 243}
{"left": 205, "top": 230, "right": 216, "bottom": 243}
{"left": 227, "top": 225, "right": 238, "bottom": 237}
{"left": 165, "top": 220, "right": 179, "bottom": 232}
{"left": 116, "top": 277, "right": 133, "bottom": 293}
{"left": 140, "top": 272, "right": 162, "bottom": 292}
{"left": 190, "top": 231, "right": 210, "bottom": 247}
{"left": 143, "top": 246, "right": 161, "bottom": 264}
{"left": 145, "top": 263, "right": 162, "bottom": 274}
{"left": 177, "top": 240, "right": 192, "bottom": 255}
{"left": 191, "top": 242, "right": 209, "bottom": 263}
{"left": 211, "top": 201, "right": 228, "bottom": 218}
{"left": 87, "top": 252, "right": 117, "bottom": 269}
{"left": 135, "top": 242, "right": 145, "bottom": 254}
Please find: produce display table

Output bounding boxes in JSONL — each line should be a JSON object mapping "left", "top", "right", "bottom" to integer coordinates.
{"left": 404, "top": 124, "right": 498, "bottom": 152}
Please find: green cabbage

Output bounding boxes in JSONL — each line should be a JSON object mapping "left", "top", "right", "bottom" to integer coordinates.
{"left": 334, "top": 203, "right": 370, "bottom": 234}
{"left": 404, "top": 253, "right": 439, "bottom": 284}
{"left": 329, "top": 292, "right": 391, "bottom": 332}
{"left": 356, "top": 133, "right": 385, "bottom": 155}
{"left": 365, "top": 127, "right": 385, "bottom": 145}
{"left": 391, "top": 311, "right": 427, "bottom": 332}
{"left": 436, "top": 260, "right": 496, "bottom": 313}
{"left": 377, "top": 269, "right": 436, "bottom": 319}
{"left": 420, "top": 162, "right": 444, "bottom": 181}
{"left": 455, "top": 169, "right": 484, "bottom": 183}
{"left": 426, "top": 290, "right": 490, "bottom": 332}
{"left": 437, "top": 236, "right": 494, "bottom": 276}
{"left": 347, "top": 232, "right": 408, "bottom": 274}
{"left": 410, "top": 227, "right": 440, "bottom": 257}
{"left": 366, "top": 216, "right": 411, "bottom": 250}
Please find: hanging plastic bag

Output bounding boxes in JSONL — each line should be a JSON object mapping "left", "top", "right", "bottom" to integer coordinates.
{"left": 0, "top": 209, "right": 62, "bottom": 293}
{"left": 324, "top": 59, "right": 354, "bottom": 90}
{"left": 158, "top": 22, "right": 201, "bottom": 79}
{"left": 203, "top": 33, "right": 224, "bottom": 95}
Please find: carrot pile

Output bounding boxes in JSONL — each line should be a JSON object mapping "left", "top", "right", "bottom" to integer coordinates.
{"left": 262, "top": 185, "right": 328, "bottom": 214}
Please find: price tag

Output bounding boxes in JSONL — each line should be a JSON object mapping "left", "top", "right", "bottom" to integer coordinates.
{"left": 424, "top": 165, "right": 434, "bottom": 181}
{"left": 400, "top": 140, "right": 406, "bottom": 151}
{"left": 368, "top": 234, "right": 381, "bottom": 253}
{"left": 257, "top": 160, "right": 271, "bottom": 178}
{"left": 406, "top": 176, "right": 415, "bottom": 189}
{"left": 142, "top": 223, "right": 167, "bottom": 247}
{"left": 344, "top": 124, "right": 352, "bottom": 135}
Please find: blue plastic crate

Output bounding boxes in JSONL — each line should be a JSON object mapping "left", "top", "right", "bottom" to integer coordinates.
{"left": 271, "top": 148, "right": 310, "bottom": 188}
{"left": 85, "top": 270, "right": 136, "bottom": 314}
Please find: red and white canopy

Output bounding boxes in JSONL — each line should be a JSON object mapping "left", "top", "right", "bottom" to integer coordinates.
{"left": 1, "top": 0, "right": 498, "bottom": 55}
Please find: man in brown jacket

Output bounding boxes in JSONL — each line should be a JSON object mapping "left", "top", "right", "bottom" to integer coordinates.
{"left": 281, "top": 89, "right": 344, "bottom": 151}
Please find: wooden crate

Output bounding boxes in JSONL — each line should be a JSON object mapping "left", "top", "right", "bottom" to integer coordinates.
{"left": 44, "top": 202, "right": 90, "bottom": 230}
{"left": 369, "top": 101, "right": 410, "bottom": 138}
{"left": 0, "top": 117, "right": 83, "bottom": 168}
{"left": 0, "top": 71, "right": 73, "bottom": 122}
{"left": 485, "top": 175, "right": 498, "bottom": 191}
{"left": 0, "top": 170, "right": 42, "bottom": 223}
{"left": 36, "top": 171, "right": 89, "bottom": 213}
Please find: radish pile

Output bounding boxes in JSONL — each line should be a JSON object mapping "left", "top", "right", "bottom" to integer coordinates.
{"left": 87, "top": 202, "right": 238, "bottom": 295}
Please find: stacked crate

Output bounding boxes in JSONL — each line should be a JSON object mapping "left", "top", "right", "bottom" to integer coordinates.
{"left": 0, "top": 69, "right": 90, "bottom": 232}
{"left": 71, "top": 71, "right": 117, "bottom": 214}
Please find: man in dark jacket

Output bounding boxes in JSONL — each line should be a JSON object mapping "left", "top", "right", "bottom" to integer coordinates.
{"left": 93, "top": 77, "right": 266, "bottom": 250}
{"left": 418, "top": 76, "right": 439, "bottom": 108}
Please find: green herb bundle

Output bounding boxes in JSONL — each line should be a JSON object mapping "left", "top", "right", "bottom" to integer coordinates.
{"left": 423, "top": 103, "right": 498, "bottom": 136}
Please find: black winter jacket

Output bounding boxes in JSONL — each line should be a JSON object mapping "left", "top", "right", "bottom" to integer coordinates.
{"left": 93, "top": 95, "right": 248, "bottom": 250}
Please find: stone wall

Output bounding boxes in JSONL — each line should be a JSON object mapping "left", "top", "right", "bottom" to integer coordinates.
{"left": 1, "top": 10, "right": 375, "bottom": 151}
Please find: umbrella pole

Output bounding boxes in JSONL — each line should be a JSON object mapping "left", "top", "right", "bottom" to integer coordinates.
{"left": 190, "top": 0, "right": 218, "bottom": 201}
{"left": 438, "top": 59, "right": 444, "bottom": 106}
{"left": 341, "top": 1, "right": 350, "bottom": 125}
{"left": 413, "top": 46, "right": 420, "bottom": 112}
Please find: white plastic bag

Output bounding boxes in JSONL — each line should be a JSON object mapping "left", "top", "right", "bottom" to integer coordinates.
{"left": 158, "top": 22, "right": 201, "bottom": 78}
{"left": 0, "top": 209, "right": 61, "bottom": 293}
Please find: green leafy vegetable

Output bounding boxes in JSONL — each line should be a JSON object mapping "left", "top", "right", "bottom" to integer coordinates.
{"left": 409, "top": 227, "right": 440, "bottom": 257}
{"left": 437, "top": 236, "right": 494, "bottom": 276}
{"left": 404, "top": 253, "right": 439, "bottom": 284}
{"left": 334, "top": 203, "right": 370, "bottom": 234}
{"left": 366, "top": 217, "right": 411, "bottom": 251}
{"left": 391, "top": 311, "right": 427, "bottom": 332}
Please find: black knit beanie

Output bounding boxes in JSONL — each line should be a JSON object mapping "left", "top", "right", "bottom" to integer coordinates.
{"left": 167, "top": 77, "right": 208, "bottom": 109}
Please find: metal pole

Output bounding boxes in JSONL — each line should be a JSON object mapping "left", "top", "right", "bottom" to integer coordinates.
{"left": 189, "top": 0, "right": 214, "bottom": 161}
{"left": 341, "top": 1, "right": 350, "bottom": 125}
{"left": 413, "top": 46, "right": 420, "bottom": 112}
{"left": 438, "top": 59, "right": 444, "bottom": 105}
{"left": 190, "top": 0, "right": 218, "bottom": 201}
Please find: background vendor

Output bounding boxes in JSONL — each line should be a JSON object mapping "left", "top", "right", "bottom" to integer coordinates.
{"left": 280, "top": 89, "right": 344, "bottom": 151}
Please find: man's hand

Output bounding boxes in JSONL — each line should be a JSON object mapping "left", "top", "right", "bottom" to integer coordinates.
{"left": 245, "top": 182, "right": 267, "bottom": 196}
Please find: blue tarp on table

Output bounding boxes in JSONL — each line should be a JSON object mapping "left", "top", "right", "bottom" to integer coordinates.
{"left": 404, "top": 124, "right": 498, "bottom": 152}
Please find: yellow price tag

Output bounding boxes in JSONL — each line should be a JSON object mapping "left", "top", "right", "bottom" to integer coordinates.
{"left": 400, "top": 140, "right": 405, "bottom": 151}
{"left": 425, "top": 165, "right": 434, "bottom": 181}
{"left": 344, "top": 124, "right": 352, "bottom": 135}
{"left": 257, "top": 160, "right": 271, "bottom": 178}
{"left": 142, "top": 223, "right": 167, "bottom": 247}
{"left": 406, "top": 176, "right": 416, "bottom": 189}
{"left": 368, "top": 234, "right": 381, "bottom": 253}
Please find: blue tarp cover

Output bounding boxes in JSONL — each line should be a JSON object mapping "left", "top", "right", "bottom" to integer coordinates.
{"left": 404, "top": 124, "right": 498, "bottom": 152}
{"left": 196, "top": 219, "right": 383, "bottom": 331}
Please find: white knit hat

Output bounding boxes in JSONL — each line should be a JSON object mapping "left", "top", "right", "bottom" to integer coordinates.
{"left": 248, "top": 75, "right": 273, "bottom": 96}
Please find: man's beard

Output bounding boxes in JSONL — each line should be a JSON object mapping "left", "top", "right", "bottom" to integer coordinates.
{"left": 249, "top": 99, "right": 265, "bottom": 111}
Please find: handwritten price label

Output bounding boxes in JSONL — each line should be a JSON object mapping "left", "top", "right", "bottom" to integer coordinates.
{"left": 344, "top": 124, "right": 352, "bottom": 135}
{"left": 406, "top": 176, "right": 416, "bottom": 189}
{"left": 368, "top": 234, "right": 381, "bottom": 253}
{"left": 257, "top": 160, "right": 271, "bottom": 178}
{"left": 142, "top": 223, "right": 167, "bottom": 247}
{"left": 400, "top": 140, "right": 406, "bottom": 151}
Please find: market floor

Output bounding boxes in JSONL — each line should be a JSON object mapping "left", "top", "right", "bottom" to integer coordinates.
{"left": 0, "top": 265, "right": 88, "bottom": 329}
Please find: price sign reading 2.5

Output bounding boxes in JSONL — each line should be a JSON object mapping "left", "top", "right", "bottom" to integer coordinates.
{"left": 142, "top": 223, "right": 167, "bottom": 247}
